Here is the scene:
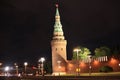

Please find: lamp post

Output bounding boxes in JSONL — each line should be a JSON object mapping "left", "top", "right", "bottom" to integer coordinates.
{"left": 4, "top": 66, "right": 10, "bottom": 76}
{"left": 38, "top": 57, "right": 45, "bottom": 76}
{"left": 38, "top": 64, "right": 40, "bottom": 75}
{"left": 88, "top": 55, "right": 92, "bottom": 76}
{"left": 74, "top": 48, "right": 81, "bottom": 60}
{"left": 14, "top": 63, "right": 18, "bottom": 76}
{"left": 16, "top": 66, "right": 18, "bottom": 76}
{"left": 24, "top": 62, "right": 28, "bottom": 75}
{"left": 74, "top": 48, "right": 81, "bottom": 76}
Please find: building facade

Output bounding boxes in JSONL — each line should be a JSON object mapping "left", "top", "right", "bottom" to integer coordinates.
{"left": 51, "top": 4, "right": 67, "bottom": 75}
{"left": 51, "top": 4, "right": 120, "bottom": 75}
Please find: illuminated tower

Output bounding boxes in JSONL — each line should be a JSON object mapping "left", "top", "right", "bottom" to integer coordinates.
{"left": 51, "top": 4, "right": 67, "bottom": 75}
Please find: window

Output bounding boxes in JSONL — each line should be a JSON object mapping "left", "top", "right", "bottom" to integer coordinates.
{"left": 56, "top": 48, "right": 57, "bottom": 51}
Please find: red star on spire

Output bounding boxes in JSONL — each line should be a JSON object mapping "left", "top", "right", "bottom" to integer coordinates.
{"left": 56, "top": 4, "right": 59, "bottom": 8}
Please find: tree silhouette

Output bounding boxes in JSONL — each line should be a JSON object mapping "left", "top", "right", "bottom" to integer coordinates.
{"left": 94, "top": 46, "right": 111, "bottom": 57}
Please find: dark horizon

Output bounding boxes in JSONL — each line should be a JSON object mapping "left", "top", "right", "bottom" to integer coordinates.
{"left": 0, "top": 0, "right": 120, "bottom": 64}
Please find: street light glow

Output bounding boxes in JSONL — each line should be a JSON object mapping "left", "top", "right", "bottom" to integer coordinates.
{"left": 41, "top": 57, "right": 45, "bottom": 62}
{"left": 73, "top": 47, "right": 81, "bottom": 76}
{"left": 74, "top": 48, "right": 81, "bottom": 52}
{"left": 39, "top": 57, "right": 45, "bottom": 62}
{"left": 73, "top": 48, "right": 81, "bottom": 60}
{"left": 5, "top": 66, "right": 10, "bottom": 71}
{"left": 24, "top": 62, "right": 28, "bottom": 66}
{"left": 24, "top": 62, "right": 28, "bottom": 75}
{"left": 38, "top": 57, "right": 45, "bottom": 76}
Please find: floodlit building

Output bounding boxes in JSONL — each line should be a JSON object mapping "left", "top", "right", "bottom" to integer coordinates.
{"left": 51, "top": 4, "right": 120, "bottom": 75}
{"left": 51, "top": 4, "right": 67, "bottom": 75}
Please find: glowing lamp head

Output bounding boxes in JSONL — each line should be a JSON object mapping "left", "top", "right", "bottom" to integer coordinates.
{"left": 73, "top": 48, "right": 81, "bottom": 52}
{"left": 41, "top": 57, "right": 45, "bottom": 62}
{"left": 24, "top": 62, "right": 28, "bottom": 66}
{"left": 5, "top": 66, "right": 10, "bottom": 71}
{"left": 39, "top": 57, "right": 45, "bottom": 62}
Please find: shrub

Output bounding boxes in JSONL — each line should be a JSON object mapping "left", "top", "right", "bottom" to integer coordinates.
{"left": 99, "top": 66, "right": 113, "bottom": 72}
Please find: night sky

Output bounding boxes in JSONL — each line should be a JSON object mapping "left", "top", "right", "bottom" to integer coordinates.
{"left": 0, "top": 0, "right": 120, "bottom": 64}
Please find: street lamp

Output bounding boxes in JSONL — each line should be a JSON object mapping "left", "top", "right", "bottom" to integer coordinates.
{"left": 38, "top": 64, "right": 40, "bottom": 75}
{"left": 74, "top": 48, "right": 81, "bottom": 76}
{"left": 4, "top": 66, "right": 10, "bottom": 76}
{"left": 74, "top": 48, "right": 81, "bottom": 60}
{"left": 5, "top": 66, "right": 10, "bottom": 72}
{"left": 14, "top": 63, "right": 18, "bottom": 76}
{"left": 88, "top": 55, "right": 92, "bottom": 76}
{"left": 24, "top": 62, "right": 28, "bottom": 75}
{"left": 38, "top": 57, "right": 45, "bottom": 76}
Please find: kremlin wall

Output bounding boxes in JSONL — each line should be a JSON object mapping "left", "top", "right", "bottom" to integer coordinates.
{"left": 67, "top": 55, "right": 120, "bottom": 74}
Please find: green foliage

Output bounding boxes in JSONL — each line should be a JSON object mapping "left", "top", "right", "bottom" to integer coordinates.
{"left": 72, "top": 46, "right": 91, "bottom": 60}
{"left": 99, "top": 66, "right": 113, "bottom": 72}
{"left": 94, "top": 46, "right": 111, "bottom": 57}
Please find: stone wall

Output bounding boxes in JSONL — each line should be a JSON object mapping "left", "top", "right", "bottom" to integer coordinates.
{"left": 67, "top": 55, "right": 120, "bottom": 74}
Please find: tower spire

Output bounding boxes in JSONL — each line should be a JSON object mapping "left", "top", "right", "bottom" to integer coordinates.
{"left": 55, "top": 4, "right": 59, "bottom": 16}
{"left": 51, "top": 3, "right": 67, "bottom": 75}
{"left": 53, "top": 4, "right": 65, "bottom": 40}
